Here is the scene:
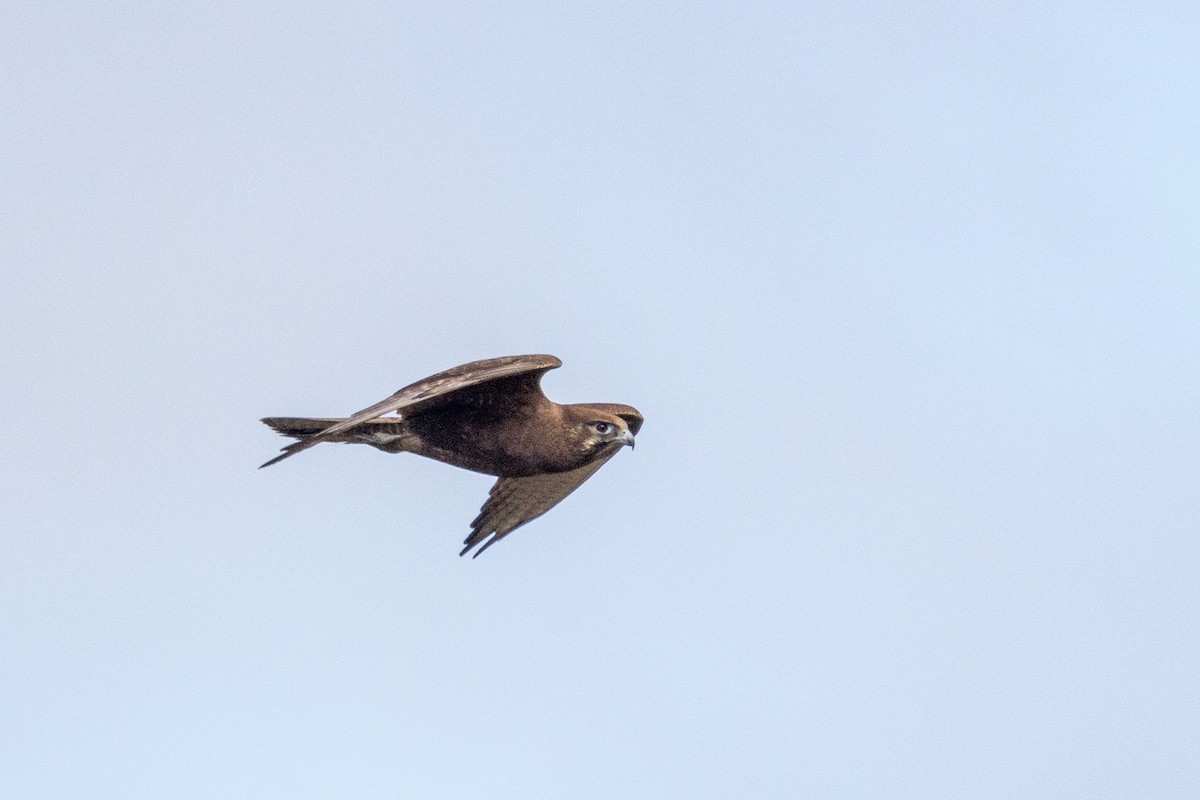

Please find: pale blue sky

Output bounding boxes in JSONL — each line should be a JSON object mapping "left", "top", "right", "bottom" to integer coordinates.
{"left": 3, "top": 3, "right": 1198, "bottom": 797}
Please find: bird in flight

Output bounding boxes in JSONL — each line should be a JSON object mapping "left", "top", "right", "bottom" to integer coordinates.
{"left": 260, "top": 354, "right": 642, "bottom": 557}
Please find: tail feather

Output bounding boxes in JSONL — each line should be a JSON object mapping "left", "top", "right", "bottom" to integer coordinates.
{"left": 259, "top": 416, "right": 409, "bottom": 468}
{"left": 262, "top": 417, "right": 346, "bottom": 439}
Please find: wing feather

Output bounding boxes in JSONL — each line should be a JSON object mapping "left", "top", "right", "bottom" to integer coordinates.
{"left": 260, "top": 354, "right": 560, "bottom": 468}
{"left": 461, "top": 444, "right": 624, "bottom": 557}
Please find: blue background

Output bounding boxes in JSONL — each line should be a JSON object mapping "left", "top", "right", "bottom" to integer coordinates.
{"left": 3, "top": 3, "right": 1198, "bottom": 796}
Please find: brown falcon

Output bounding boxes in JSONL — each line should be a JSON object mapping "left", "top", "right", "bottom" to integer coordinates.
{"left": 260, "top": 354, "right": 642, "bottom": 557}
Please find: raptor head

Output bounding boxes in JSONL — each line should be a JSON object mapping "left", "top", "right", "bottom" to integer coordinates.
{"left": 564, "top": 403, "right": 642, "bottom": 460}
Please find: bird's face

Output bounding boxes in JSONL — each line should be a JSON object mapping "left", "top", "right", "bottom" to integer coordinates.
{"left": 568, "top": 410, "right": 636, "bottom": 457}
{"left": 586, "top": 416, "right": 636, "bottom": 449}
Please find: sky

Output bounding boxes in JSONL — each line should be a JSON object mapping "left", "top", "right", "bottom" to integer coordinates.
{"left": 2, "top": 2, "right": 1198, "bottom": 797}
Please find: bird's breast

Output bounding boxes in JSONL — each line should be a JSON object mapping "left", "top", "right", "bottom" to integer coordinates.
{"left": 403, "top": 405, "right": 586, "bottom": 476}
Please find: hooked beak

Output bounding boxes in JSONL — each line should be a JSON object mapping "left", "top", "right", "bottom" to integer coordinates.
{"left": 619, "top": 428, "right": 636, "bottom": 449}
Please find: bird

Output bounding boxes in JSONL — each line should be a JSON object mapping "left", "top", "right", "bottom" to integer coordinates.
{"left": 259, "top": 354, "right": 642, "bottom": 557}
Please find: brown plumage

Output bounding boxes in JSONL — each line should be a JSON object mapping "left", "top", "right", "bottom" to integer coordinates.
{"left": 260, "top": 354, "right": 642, "bottom": 557}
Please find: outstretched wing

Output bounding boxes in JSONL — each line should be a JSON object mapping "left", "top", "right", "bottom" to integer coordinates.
{"left": 260, "top": 354, "right": 561, "bottom": 468}
{"left": 461, "top": 444, "right": 625, "bottom": 558}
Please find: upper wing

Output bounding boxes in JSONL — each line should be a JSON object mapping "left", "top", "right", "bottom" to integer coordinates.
{"left": 260, "top": 354, "right": 561, "bottom": 468}
{"left": 461, "top": 444, "right": 625, "bottom": 558}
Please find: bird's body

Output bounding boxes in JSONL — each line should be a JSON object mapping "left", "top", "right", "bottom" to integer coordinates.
{"left": 260, "top": 355, "right": 641, "bottom": 557}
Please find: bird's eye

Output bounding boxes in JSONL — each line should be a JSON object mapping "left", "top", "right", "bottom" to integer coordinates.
{"left": 591, "top": 421, "right": 612, "bottom": 434}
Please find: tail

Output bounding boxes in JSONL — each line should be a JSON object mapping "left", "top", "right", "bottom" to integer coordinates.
{"left": 259, "top": 417, "right": 409, "bottom": 468}
{"left": 263, "top": 417, "right": 357, "bottom": 439}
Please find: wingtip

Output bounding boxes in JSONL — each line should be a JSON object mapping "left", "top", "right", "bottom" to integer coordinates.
{"left": 460, "top": 534, "right": 496, "bottom": 558}
{"left": 471, "top": 537, "right": 498, "bottom": 558}
{"left": 259, "top": 445, "right": 300, "bottom": 469}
